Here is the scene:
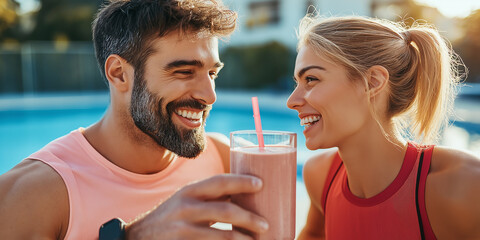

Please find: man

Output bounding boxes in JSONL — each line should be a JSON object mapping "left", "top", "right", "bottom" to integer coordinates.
{"left": 0, "top": 0, "right": 269, "bottom": 239}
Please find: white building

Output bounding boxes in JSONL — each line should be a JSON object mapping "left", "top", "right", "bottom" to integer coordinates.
{"left": 222, "top": 0, "right": 402, "bottom": 49}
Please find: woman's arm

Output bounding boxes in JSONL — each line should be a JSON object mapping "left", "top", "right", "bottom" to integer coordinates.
{"left": 298, "top": 149, "right": 337, "bottom": 240}
{"left": 426, "top": 147, "right": 480, "bottom": 239}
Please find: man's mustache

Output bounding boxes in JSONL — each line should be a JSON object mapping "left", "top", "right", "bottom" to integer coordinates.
{"left": 166, "top": 99, "right": 212, "bottom": 115}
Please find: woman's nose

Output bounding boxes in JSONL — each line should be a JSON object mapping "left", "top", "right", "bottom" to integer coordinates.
{"left": 287, "top": 86, "right": 305, "bottom": 110}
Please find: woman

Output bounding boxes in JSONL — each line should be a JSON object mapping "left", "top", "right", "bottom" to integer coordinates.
{"left": 287, "top": 15, "right": 480, "bottom": 239}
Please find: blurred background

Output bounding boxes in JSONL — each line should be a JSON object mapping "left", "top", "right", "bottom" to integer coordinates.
{"left": 1, "top": 0, "right": 480, "bottom": 235}
{"left": 2, "top": 0, "right": 480, "bottom": 91}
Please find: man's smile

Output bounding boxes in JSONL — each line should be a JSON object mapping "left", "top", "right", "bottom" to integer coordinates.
{"left": 174, "top": 108, "right": 205, "bottom": 129}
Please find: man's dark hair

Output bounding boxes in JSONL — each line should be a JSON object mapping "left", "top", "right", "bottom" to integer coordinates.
{"left": 92, "top": 0, "right": 237, "bottom": 82}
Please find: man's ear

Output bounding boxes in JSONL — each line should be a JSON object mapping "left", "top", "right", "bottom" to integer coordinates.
{"left": 105, "top": 54, "right": 134, "bottom": 93}
{"left": 366, "top": 65, "right": 389, "bottom": 97}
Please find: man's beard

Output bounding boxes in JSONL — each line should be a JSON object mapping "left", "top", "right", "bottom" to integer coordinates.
{"left": 129, "top": 75, "right": 210, "bottom": 158}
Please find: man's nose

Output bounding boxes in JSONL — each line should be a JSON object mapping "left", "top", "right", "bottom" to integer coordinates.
{"left": 191, "top": 73, "right": 216, "bottom": 105}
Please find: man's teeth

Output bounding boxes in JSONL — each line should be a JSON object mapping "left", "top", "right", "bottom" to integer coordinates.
{"left": 176, "top": 110, "right": 202, "bottom": 120}
{"left": 300, "top": 115, "right": 320, "bottom": 126}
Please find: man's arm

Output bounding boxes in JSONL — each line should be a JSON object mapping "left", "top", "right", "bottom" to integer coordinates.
{"left": 125, "top": 174, "right": 269, "bottom": 239}
{"left": 1, "top": 150, "right": 268, "bottom": 240}
{"left": 0, "top": 159, "right": 69, "bottom": 239}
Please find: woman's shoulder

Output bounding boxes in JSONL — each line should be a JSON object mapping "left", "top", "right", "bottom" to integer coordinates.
{"left": 426, "top": 146, "right": 480, "bottom": 238}
{"left": 429, "top": 146, "right": 480, "bottom": 199}
{"left": 430, "top": 146, "right": 480, "bottom": 177}
{"left": 304, "top": 148, "right": 339, "bottom": 180}
{"left": 302, "top": 148, "right": 339, "bottom": 213}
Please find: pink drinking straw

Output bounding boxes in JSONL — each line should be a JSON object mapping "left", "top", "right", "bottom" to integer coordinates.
{"left": 251, "top": 97, "right": 265, "bottom": 148}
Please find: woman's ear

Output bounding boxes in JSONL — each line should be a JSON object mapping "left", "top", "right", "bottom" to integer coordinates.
{"left": 366, "top": 65, "right": 389, "bottom": 97}
{"left": 104, "top": 54, "right": 134, "bottom": 93}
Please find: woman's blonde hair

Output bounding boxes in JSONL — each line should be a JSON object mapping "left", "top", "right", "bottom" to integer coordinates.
{"left": 297, "top": 15, "right": 466, "bottom": 143}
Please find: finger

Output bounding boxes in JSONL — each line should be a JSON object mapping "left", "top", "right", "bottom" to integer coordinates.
{"left": 207, "top": 195, "right": 230, "bottom": 202}
{"left": 188, "top": 225, "right": 254, "bottom": 240}
{"left": 188, "top": 201, "right": 269, "bottom": 234}
{"left": 181, "top": 174, "right": 262, "bottom": 200}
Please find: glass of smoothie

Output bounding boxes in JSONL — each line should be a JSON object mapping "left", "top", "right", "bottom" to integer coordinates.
{"left": 230, "top": 130, "right": 297, "bottom": 240}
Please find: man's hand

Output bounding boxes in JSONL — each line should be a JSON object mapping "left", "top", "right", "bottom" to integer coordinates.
{"left": 125, "top": 174, "right": 269, "bottom": 240}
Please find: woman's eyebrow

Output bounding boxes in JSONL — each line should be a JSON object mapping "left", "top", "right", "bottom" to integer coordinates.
{"left": 297, "top": 65, "right": 326, "bottom": 78}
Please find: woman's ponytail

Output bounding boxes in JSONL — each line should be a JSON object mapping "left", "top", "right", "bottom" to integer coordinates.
{"left": 404, "top": 25, "right": 463, "bottom": 143}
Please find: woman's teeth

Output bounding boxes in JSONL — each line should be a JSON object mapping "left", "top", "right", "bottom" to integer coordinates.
{"left": 176, "top": 110, "right": 202, "bottom": 120}
{"left": 300, "top": 115, "right": 320, "bottom": 126}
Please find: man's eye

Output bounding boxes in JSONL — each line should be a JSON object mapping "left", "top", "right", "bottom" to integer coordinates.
{"left": 174, "top": 70, "right": 193, "bottom": 75}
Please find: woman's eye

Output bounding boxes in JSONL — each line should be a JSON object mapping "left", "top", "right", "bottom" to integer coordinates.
{"left": 209, "top": 71, "right": 218, "bottom": 79}
{"left": 305, "top": 76, "right": 318, "bottom": 83}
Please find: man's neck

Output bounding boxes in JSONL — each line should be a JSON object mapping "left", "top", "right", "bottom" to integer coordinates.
{"left": 83, "top": 109, "right": 177, "bottom": 174}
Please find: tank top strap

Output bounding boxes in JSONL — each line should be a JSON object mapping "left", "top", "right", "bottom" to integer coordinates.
{"left": 321, "top": 152, "right": 343, "bottom": 213}
{"left": 415, "top": 145, "right": 436, "bottom": 240}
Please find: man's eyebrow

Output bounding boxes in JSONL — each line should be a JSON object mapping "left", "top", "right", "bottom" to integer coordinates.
{"left": 297, "top": 65, "right": 326, "bottom": 78}
{"left": 164, "top": 60, "right": 225, "bottom": 70}
{"left": 164, "top": 60, "right": 204, "bottom": 70}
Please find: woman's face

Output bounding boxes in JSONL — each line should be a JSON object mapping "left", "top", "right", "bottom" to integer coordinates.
{"left": 287, "top": 45, "right": 370, "bottom": 150}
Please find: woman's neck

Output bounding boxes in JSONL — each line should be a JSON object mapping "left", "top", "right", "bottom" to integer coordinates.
{"left": 337, "top": 122, "right": 407, "bottom": 199}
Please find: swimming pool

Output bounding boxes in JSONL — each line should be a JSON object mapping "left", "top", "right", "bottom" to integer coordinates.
{"left": 1, "top": 91, "right": 479, "bottom": 236}
{"left": 0, "top": 91, "right": 322, "bottom": 175}
{"left": 1, "top": 91, "right": 479, "bottom": 175}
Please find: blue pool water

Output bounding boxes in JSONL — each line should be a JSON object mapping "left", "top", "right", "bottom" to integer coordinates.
{"left": 0, "top": 92, "right": 319, "bottom": 175}
{"left": 0, "top": 107, "right": 105, "bottom": 173}
{"left": 1, "top": 91, "right": 478, "bottom": 235}
{"left": 1, "top": 92, "right": 479, "bottom": 175}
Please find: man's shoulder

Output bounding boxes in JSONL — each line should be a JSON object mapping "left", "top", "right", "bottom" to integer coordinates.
{"left": 0, "top": 159, "right": 69, "bottom": 239}
{"left": 0, "top": 159, "right": 68, "bottom": 204}
{"left": 0, "top": 130, "right": 81, "bottom": 201}
{"left": 206, "top": 132, "right": 230, "bottom": 172}
{"left": 207, "top": 132, "right": 229, "bottom": 147}
{"left": 29, "top": 129, "right": 89, "bottom": 166}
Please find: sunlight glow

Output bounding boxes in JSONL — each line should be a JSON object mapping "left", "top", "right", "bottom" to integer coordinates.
{"left": 415, "top": 0, "right": 480, "bottom": 18}
{"left": 17, "top": 0, "right": 40, "bottom": 14}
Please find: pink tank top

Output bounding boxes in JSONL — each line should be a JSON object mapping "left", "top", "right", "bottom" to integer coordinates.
{"left": 321, "top": 142, "right": 436, "bottom": 240}
{"left": 28, "top": 129, "right": 225, "bottom": 240}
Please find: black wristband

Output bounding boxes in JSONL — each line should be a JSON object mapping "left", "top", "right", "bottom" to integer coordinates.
{"left": 99, "top": 218, "right": 126, "bottom": 240}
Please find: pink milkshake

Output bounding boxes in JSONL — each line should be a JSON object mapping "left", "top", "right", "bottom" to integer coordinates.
{"left": 230, "top": 131, "right": 297, "bottom": 240}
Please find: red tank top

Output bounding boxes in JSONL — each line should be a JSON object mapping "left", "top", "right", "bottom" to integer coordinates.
{"left": 321, "top": 142, "right": 436, "bottom": 240}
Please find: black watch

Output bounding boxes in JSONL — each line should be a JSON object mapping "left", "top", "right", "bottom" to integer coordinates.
{"left": 99, "top": 218, "right": 126, "bottom": 240}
